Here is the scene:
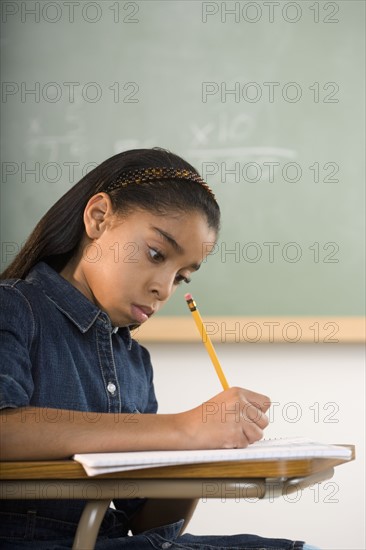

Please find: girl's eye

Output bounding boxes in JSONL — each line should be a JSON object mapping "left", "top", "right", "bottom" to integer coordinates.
{"left": 148, "top": 247, "right": 165, "bottom": 263}
{"left": 148, "top": 247, "right": 191, "bottom": 285}
{"left": 174, "top": 274, "right": 191, "bottom": 285}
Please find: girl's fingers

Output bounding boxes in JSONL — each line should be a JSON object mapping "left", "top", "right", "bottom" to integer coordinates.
{"left": 240, "top": 401, "right": 269, "bottom": 428}
{"left": 242, "top": 420, "right": 264, "bottom": 446}
{"left": 242, "top": 390, "right": 271, "bottom": 413}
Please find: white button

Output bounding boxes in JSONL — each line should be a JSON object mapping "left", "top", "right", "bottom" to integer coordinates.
{"left": 161, "top": 544, "right": 172, "bottom": 549}
{"left": 107, "top": 382, "right": 116, "bottom": 394}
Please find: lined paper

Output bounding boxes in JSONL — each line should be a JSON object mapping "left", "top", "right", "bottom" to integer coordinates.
{"left": 73, "top": 437, "right": 352, "bottom": 476}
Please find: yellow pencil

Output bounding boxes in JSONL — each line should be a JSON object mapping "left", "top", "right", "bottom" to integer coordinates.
{"left": 185, "top": 293, "right": 230, "bottom": 391}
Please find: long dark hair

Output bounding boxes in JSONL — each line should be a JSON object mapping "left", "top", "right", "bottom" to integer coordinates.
{"left": 1, "top": 148, "right": 220, "bottom": 280}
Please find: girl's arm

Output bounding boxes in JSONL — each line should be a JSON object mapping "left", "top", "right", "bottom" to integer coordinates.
{"left": 0, "top": 407, "right": 183, "bottom": 460}
{"left": 0, "top": 387, "right": 270, "bottom": 460}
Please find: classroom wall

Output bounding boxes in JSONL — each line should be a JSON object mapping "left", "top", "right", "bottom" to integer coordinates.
{"left": 147, "top": 342, "right": 365, "bottom": 550}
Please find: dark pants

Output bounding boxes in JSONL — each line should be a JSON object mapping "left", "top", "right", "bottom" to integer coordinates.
{"left": 0, "top": 510, "right": 307, "bottom": 550}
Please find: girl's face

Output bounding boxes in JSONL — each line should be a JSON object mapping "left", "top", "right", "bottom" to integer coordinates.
{"left": 61, "top": 194, "right": 217, "bottom": 327}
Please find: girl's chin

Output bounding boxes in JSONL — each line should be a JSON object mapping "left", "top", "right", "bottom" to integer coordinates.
{"left": 105, "top": 310, "right": 132, "bottom": 329}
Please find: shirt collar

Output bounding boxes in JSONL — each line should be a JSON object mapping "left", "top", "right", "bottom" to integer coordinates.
{"left": 26, "top": 262, "right": 132, "bottom": 349}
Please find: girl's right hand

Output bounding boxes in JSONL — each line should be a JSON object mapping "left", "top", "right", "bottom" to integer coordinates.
{"left": 177, "top": 387, "right": 271, "bottom": 449}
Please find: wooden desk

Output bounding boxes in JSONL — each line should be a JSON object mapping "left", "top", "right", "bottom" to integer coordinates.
{"left": 0, "top": 446, "right": 355, "bottom": 550}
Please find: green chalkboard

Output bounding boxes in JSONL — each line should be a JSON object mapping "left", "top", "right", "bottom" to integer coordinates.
{"left": 1, "top": 1, "right": 364, "bottom": 316}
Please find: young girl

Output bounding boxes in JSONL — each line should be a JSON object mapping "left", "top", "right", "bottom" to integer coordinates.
{"left": 0, "top": 148, "right": 320, "bottom": 549}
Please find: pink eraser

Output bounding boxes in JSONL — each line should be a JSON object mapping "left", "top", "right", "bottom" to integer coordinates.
{"left": 185, "top": 293, "right": 193, "bottom": 301}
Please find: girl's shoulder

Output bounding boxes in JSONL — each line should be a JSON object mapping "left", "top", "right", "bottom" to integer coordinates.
{"left": 0, "top": 276, "right": 51, "bottom": 330}
{"left": 0, "top": 276, "right": 45, "bottom": 306}
{"left": 0, "top": 278, "right": 40, "bottom": 343}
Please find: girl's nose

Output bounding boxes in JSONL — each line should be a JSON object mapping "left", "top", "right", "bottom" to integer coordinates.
{"left": 150, "top": 274, "right": 175, "bottom": 302}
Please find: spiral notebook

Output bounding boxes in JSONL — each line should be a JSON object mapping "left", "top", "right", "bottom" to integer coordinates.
{"left": 73, "top": 437, "right": 352, "bottom": 477}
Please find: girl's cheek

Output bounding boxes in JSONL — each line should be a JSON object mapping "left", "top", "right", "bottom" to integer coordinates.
{"left": 120, "top": 241, "right": 142, "bottom": 265}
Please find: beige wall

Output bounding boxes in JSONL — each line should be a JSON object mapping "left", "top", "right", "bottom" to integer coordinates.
{"left": 146, "top": 342, "right": 365, "bottom": 550}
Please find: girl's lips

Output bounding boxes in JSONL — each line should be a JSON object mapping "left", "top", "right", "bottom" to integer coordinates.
{"left": 130, "top": 304, "right": 153, "bottom": 324}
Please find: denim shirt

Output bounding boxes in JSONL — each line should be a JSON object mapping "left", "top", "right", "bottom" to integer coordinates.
{"left": 0, "top": 261, "right": 158, "bottom": 530}
{"left": 0, "top": 261, "right": 158, "bottom": 415}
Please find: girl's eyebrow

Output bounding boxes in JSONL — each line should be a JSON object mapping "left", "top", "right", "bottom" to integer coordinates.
{"left": 152, "top": 226, "right": 201, "bottom": 271}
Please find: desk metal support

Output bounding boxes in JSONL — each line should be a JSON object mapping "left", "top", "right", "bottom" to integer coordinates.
{"left": 72, "top": 500, "right": 110, "bottom": 550}
{"left": 265, "top": 467, "right": 335, "bottom": 499}
{"left": 0, "top": 479, "right": 267, "bottom": 500}
{"left": 0, "top": 469, "right": 334, "bottom": 502}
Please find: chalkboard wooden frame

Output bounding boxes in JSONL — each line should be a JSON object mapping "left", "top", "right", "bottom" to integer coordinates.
{"left": 135, "top": 317, "right": 365, "bottom": 344}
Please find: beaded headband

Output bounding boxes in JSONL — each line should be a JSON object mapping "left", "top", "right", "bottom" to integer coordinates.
{"left": 105, "top": 167, "right": 216, "bottom": 200}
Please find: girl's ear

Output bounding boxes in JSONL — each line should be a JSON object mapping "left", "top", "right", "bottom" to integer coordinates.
{"left": 83, "top": 193, "right": 114, "bottom": 239}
